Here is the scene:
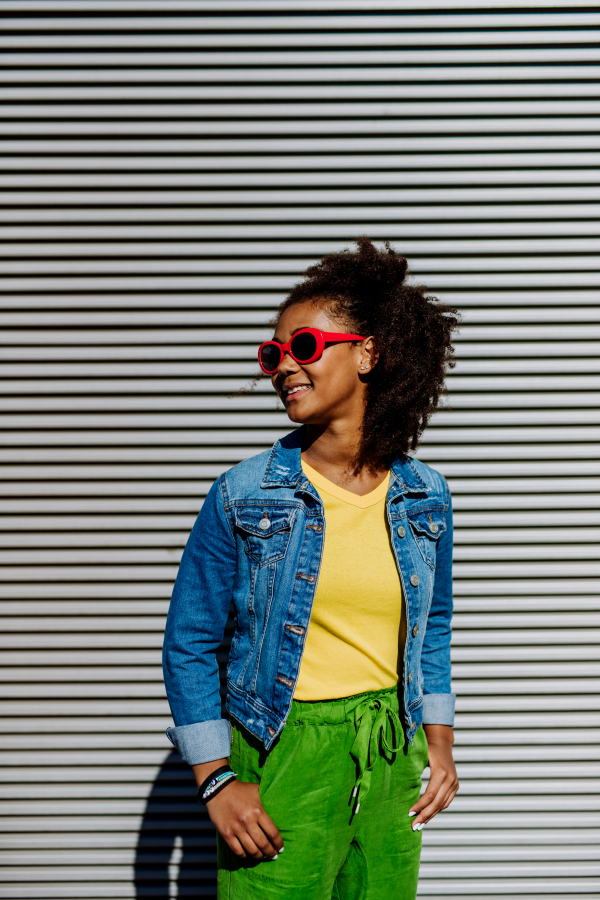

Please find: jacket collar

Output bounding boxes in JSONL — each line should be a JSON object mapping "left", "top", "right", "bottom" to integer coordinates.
{"left": 261, "top": 427, "right": 430, "bottom": 494}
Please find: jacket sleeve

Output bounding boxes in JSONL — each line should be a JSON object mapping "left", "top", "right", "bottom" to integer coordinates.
{"left": 162, "top": 474, "right": 237, "bottom": 765}
{"left": 421, "top": 478, "right": 456, "bottom": 726}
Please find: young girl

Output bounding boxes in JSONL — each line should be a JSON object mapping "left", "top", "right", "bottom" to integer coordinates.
{"left": 163, "top": 238, "right": 460, "bottom": 899}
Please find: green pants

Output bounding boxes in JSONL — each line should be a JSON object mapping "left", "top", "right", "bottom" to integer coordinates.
{"left": 217, "top": 685, "right": 429, "bottom": 900}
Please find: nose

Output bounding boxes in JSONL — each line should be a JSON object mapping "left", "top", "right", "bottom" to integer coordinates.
{"left": 276, "top": 349, "right": 301, "bottom": 377}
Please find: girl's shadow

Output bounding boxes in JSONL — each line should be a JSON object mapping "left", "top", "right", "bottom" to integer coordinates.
{"left": 133, "top": 751, "right": 218, "bottom": 898}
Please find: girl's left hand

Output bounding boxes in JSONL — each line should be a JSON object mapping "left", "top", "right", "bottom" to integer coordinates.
{"left": 408, "top": 724, "right": 459, "bottom": 830}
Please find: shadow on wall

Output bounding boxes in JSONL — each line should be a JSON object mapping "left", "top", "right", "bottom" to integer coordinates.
{"left": 133, "top": 750, "right": 218, "bottom": 898}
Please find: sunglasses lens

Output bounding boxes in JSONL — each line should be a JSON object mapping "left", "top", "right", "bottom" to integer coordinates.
{"left": 259, "top": 343, "right": 281, "bottom": 372}
{"left": 291, "top": 331, "right": 317, "bottom": 362}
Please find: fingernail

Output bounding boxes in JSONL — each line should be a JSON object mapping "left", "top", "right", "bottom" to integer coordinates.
{"left": 279, "top": 847, "right": 284, "bottom": 853}
{"left": 408, "top": 811, "right": 417, "bottom": 817}
{"left": 270, "top": 854, "right": 278, "bottom": 860}
{"left": 412, "top": 823, "right": 420, "bottom": 832}
{"left": 417, "top": 823, "right": 424, "bottom": 831}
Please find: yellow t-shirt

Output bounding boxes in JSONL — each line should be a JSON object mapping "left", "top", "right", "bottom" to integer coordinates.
{"left": 294, "top": 459, "right": 407, "bottom": 701}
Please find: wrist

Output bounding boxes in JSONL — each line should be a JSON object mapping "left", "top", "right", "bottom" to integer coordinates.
{"left": 196, "top": 764, "right": 237, "bottom": 805}
{"left": 423, "top": 723, "right": 454, "bottom": 746}
{"left": 192, "top": 758, "right": 229, "bottom": 789}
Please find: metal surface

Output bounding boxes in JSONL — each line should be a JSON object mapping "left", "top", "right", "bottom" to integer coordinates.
{"left": 1, "top": 2, "right": 599, "bottom": 898}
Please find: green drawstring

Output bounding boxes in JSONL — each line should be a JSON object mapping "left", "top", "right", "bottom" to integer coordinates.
{"left": 349, "top": 694, "right": 405, "bottom": 814}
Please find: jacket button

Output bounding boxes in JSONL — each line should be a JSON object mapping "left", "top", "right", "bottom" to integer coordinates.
{"left": 397, "top": 525, "right": 406, "bottom": 538}
{"left": 407, "top": 671, "right": 413, "bottom": 684}
{"left": 429, "top": 522, "right": 438, "bottom": 534}
{"left": 412, "top": 624, "right": 419, "bottom": 637}
{"left": 410, "top": 574, "right": 419, "bottom": 587}
{"left": 259, "top": 518, "right": 270, "bottom": 530}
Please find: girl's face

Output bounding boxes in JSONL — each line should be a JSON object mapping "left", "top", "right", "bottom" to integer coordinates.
{"left": 270, "top": 300, "right": 373, "bottom": 426}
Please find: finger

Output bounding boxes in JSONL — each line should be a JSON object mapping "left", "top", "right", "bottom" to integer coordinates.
{"left": 412, "top": 781, "right": 452, "bottom": 828}
{"left": 258, "top": 810, "right": 284, "bottom": 853}
{"left": 247, "top": 821, "right": 280, "bottom": 859}
{"left": 226, "top": 833, "right": 247, "bottom": 858}
{"left": 409, "top": 770, "right": 446, "bottom": 816}
{"left": 440, "top": 781, "right": 460, "bottom": 811}
{"left": 237, "top": 831, "right": 264, "bottom": 861}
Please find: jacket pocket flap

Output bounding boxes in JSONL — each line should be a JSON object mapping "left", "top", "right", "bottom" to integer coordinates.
{"left": 234, "top": 507, "right": 293, "bottom": 538}
{"left": 407, "top": 512, "right": 446, "bottom": 539}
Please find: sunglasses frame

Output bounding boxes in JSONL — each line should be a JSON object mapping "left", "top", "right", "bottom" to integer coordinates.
{"left": 258, "top": 328, "right": 366, "bottom": 375}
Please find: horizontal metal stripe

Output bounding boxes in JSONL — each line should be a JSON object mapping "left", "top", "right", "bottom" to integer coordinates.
{"left": 1, "top": 811, "right": 597, "bottom": 837}
{"left": 5, "top": 12, "right": 600, "bottom": 29}
{"left": 3, "top": 680, "right": 598, "bottom": 700}
{"left": 0, "top": 445, "right": 599, "bottom": 464}
{"left": 4, "top": 273, "right": 600, "bottom": 292}
{"left": 5, "top": 188, "right": 600, "bottom": 204}
{"left": 0, "top": 615, "right": 168, "bottom": 629}
{"left": 4, "top": 232, "right": 600, "bottom": 253}
{"left": 3, "top": 46, "right": 600, "bottom": 62}
{"left": 3, "top": 547, "right": 600, "bottom": 566}
{"left": 0, "top": 292, "right": 597, "bottom": 312}
{"left": 4, "top": 411, "right": 600, "bottom": 427}
{"left": 0, "top": 668, "right": 164, "bottom": 683}
{"left": 0, "top": 597, "right": 597, "bottom": 616}
{"left": 0, "top": 692, "right": 597, "bottom": 712}
{"left": 3, "top": 63, "right": 599, "bottom": 84}
{"left": 4, "top": 394, "right": 600, "bottom": 413}
{"left": 0, "top": 719, "right": 172, "bottom": 734}
{"left": 456, "top": 687, "right": 600, "bottom": 702}
{"left": 6, "top": 101, "right": 600, "bottom": 117}
{"left": 4, "top": 463, "right": 600, "bottom": 482}
{"left": 3, "top": 0, "right": 599, "bottom": 11}
{"left": 7, "top": 846, "right": 599, "bottom": 866}
{"left": 6, "top": 200, "right": 600, "bottom": 222}
{"left": 0, "top": 686, "right": 168, "bottom": 700}
{"left": 0, "top": 586, "right": 173, "bottom": 600}
{"left": 0, "top": 828, "right": 596, "bottom": 848}
{"left": 6, "top": 239, "right": 600, "bottom": 258}
{"left": 1, "top": 796, "right": 599, "bottom": 818}
{"left": 5, "top": 496, "right": 600, "bottom": 516}
{"left": 5, "top": 578, "right": 600, "bottom": 608}
{"left": 4, "top": 30, "right": 600, "bottom": 51}
{"left": 5, "top": 85, "right": 600, "bottom": 102}
{"left": 5, "top": 309, "right": 600, "bottom": 329}
{"left": 5, "top": 120, "right": 600, "bottom": 140}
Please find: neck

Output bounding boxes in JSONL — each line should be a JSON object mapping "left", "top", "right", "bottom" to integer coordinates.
{"left": 302, "top": 422, "right": 361, "bottom": 473}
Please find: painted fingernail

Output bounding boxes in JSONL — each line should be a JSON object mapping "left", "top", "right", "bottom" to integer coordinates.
{"left": 417, "top": 823, "right": 424, "bottom": 831}
{"left": 408, "top": 811, "right": 417, "bottom": 817}
{"left": 270, "top": 854, "right": 278, "bottom": 860}
{"left": 412, "top": 823, "right": 420, "bottom": 832}
{"left": 279, "top": 847, "right": 284, "bottom": 852}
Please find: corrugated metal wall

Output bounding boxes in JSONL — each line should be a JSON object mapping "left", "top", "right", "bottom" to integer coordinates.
{"left": 1, "top": 1, "right": 599, "bottom": 897}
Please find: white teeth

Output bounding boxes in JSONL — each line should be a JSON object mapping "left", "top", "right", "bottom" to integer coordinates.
{"left": 286, "top": 385, "right": 311, "bottom": 396}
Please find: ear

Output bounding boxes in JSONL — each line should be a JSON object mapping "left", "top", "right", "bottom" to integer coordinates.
{"left": 359, "top": 336, "right": 379, "bottom": 371}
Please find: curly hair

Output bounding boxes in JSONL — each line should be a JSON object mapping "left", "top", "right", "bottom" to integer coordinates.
{"left": 274, "top": 237, "right": 460, "bottom": 473}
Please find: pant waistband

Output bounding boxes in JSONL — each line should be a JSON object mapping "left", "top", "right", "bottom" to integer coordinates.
{"left": 287, "top": 684, "right": 400, "bottom": 726}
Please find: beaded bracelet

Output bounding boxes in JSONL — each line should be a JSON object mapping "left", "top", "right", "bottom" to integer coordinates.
{"left": 196, "top": 765, "right": 237, "bottom": 805}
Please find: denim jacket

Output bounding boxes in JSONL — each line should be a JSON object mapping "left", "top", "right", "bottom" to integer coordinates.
{"left": 163, "top": 427, "right": 455, "bottom": 766}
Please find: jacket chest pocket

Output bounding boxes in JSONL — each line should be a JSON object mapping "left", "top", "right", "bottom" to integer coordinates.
{"left": 234, "top": 507, "right": 294, "bottom": 567}
{"left": 407, "top": 511, "right": 446, "bottom": 570}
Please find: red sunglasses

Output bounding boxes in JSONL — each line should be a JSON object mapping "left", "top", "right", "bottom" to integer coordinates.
{"left": 258, "top": 328, "right": 366, "bottom": 375}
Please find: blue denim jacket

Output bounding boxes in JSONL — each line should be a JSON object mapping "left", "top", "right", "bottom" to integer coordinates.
{"left": 163, "top": 427, "right": 455, "bottom": 766}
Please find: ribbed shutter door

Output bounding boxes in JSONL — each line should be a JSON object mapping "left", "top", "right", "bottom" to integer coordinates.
{"left": 1, "top": 2, "right": 599, "bottom": 898}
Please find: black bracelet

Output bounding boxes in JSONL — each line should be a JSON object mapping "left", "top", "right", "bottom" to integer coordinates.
{"left": 196, "top": 765, "right": 237, "bottom": 805}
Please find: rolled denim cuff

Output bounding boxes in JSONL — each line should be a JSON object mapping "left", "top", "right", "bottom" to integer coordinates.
{"left": 166, "top": 718, "right": 232, "bottom": 765}
{"left": 422, "top": 692, "right": 456, "bottom": 726}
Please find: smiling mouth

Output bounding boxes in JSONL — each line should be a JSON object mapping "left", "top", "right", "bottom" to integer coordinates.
{"left": 283, "top": 384, "right": 312, "bottom": 402}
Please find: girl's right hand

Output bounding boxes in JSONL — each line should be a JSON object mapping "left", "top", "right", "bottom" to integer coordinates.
{"left": 206, "top": 779, "right": 284, "bottom": 860}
